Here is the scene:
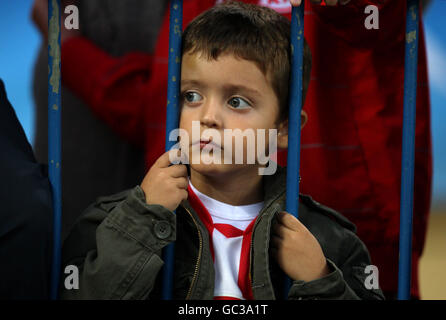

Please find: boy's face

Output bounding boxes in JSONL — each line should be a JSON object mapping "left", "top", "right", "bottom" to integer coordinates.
{"left": 179, "top": 52, "right": 288, "bottom": 177}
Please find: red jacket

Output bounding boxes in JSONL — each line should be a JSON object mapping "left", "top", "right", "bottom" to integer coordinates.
{"left": 61, "top": 0, "right": 431, "bottom": 298}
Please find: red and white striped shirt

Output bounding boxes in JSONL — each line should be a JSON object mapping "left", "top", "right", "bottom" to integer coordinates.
{"left": 188, "top": 183, "right": 263, "bottom": 300}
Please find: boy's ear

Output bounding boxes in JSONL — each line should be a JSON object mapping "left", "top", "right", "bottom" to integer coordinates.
{"left": 277, "top": 110, "right": 308, "bottom": 149}
{"left": 277, "top": 120, "right": 288, "bottom": 149}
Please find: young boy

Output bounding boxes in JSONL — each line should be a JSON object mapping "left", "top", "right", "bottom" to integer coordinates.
{"left": 60, "top": 2, "right": 384, "bottom": 300}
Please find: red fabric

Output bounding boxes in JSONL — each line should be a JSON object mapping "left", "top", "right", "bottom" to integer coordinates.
{"left": 61, "top": 0, "right": 432, "bottom": 298}
{"left": 187, "top": 185, "right": 255, "bottom": 300}
{"left": 214, "top": 224, "right": 244, "bottom": 238}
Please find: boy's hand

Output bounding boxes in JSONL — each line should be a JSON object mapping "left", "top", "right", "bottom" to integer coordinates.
{"left": 271, "top": 211, "right": 330, "bottom": 282}
{"left": 140, "top": 150, "right": 189, "bottom": 212}
{"left": 290, "top": 0, "right": 351, "bottom": 6}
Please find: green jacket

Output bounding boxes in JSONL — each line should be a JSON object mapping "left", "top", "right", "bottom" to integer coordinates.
{"left": 60, "top": 166, "right": 384, "bottom": 300}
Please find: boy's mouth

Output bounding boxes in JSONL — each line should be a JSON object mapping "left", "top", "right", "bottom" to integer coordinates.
{"left": 192, "top": 139, "right": 222, "bottom": 150}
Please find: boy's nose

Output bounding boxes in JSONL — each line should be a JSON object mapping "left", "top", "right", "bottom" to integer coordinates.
{"left": 200, "top": 99, "right": 222, "bottom": 129}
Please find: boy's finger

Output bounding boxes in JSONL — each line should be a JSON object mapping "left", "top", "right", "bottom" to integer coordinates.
{"left": 167, "top": 164, "right": 188, "bottom": 178}
{"left": 155, "top": 150, "right": 176, "bottom": 168}
{"left": 169, "top": 147, "right": 189, "bottom": 165}
{"left": 156, "top": 149, "right": 188, "bottom": 168}
{"left": 273, "top": 220, "right": 295, "bottom": 239}
{"left": 180, "top": 189, "right": 189, "bottom": 202}
{"left": 272, "top": 223, "right": 284, "bottom": 239}
{"left": 277, "top": 211, "right": 301, "bottom": 231}
{"left": 174, "top": 176, "right": 189, "bottom": 190}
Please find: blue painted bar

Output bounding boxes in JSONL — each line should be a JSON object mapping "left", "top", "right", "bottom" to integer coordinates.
{"left": 48, "top": 0, "right": 62, "bottom": 300}
{"left": 284, "top": 3, "right": 305, "bottom": 298}
{"left": 162, "top": 0, "right": 183, "bottom": 300}
{"left": 397, "top": 0, "right": 419, "bottom": 300}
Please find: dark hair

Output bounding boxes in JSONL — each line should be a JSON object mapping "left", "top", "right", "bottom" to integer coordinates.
{"left": 182, "top": 1, "right": 312, "bottom": 121}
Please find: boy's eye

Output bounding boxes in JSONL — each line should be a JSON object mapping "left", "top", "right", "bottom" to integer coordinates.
{"left": 228, "top": 97, "right": 251, "bottom": 110}
{"left": 184, "top": 91, "right": 203, "bottom": 103}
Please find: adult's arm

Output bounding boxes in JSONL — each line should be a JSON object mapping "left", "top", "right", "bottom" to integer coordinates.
{"left": 61, "top": 38, "right": 153, "bottom": 147}
{"left": 0, "top": 79, "right": 53, "bottom": 299}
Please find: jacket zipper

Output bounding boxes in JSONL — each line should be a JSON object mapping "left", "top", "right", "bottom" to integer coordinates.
{"left": 183, "top": 205, "right": 203, "bottom": 300}
{"left": 248, "top": 217, "right": 258, "bottom": 297}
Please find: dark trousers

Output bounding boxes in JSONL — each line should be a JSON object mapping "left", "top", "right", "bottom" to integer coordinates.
{"left": 0, "top": 79, "right": 52, "bottom": 299}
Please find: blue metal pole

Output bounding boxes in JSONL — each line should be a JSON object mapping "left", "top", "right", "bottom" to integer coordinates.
{"left": 162, "top": 0, "right": 183, "bottom": 300}
{"left": 284, "top": 3, "right": 305, "bottom": 299}
{"left": 48, "top": 0, "right": 62, "bottom": 300}
{"left": 397, "top": 0, "right": 419, "bottom": 300}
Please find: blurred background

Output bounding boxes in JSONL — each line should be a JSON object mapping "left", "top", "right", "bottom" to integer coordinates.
{"left": 0, "top": 0, "right": 444, "bottom": 299}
